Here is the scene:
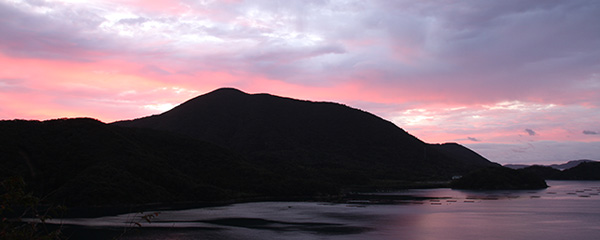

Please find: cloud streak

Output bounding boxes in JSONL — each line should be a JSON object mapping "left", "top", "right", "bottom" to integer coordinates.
{"left": 525, "top": 129, "right": 537, "bottom": 136}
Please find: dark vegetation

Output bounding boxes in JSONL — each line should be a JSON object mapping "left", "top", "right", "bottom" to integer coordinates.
{"left": 452, "top": 160, "right": 600, "bottom": 190}
{"left": 555, "top": 162, "right": 600, "bottom": 180}
{"left": 115, "top": 88, "right": 498, "bottom": 182}
{"left": 2, "top": 87, "right": 539, "bottom": 208}
{"left": 451, "top": 167, "right": 548, "bottom": 190}
{"left": 518, "top": 165, "right": 563, "bottom": 180}
{"left": 505, "top": 159, "right": 598, "bottom": 170}
{"left": 518, "top": 162, "right": 600, "bottom": 180}
{"left": 1, "top": 177, "right": 63, "bottom": 239}
{"left": 0, "top": 118, "right": 330, "bottom": 206}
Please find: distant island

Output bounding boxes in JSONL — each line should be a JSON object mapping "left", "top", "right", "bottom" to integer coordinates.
{"left": 505, "top": 159, "right": 598, "bottom": 170}
{"left": 515, "top": 161, "right": 600, "bottom": 180}
{"left": 454, "top": 159, "right": 600, "bottom": 190}
{"left": 2, "top": 88, "right": 550, "bottom": 209}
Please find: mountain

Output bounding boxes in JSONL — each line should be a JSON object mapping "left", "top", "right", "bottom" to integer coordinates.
{"left": 115, "top": 88, "right": 498, "bottom": 182}
{"left": 428, "top": 142, "right": 497, "bottom": 170}
{"left": 451, "top": 166, "right": 548, "bottom": 190}
{"left": 511, "top": 161, "right": 600, "bottom": 180}
{"left": 503, "top": 164, "right": 530, "bottom": 170}
{"left": 549, "top": 160, "right": 598, "bottom": 170}
{"left": 0, "top": 118, "right": 335, "bottom": 206}
{"left": 2, "top": 88, "right": 503, "bottom": 207}
{"left": 518, "top": 165, "right": 563, "bottom": 180}
{"left": 557, "top": 162, "right": 600, "bottom": 180}
{"left": 505, "top": 159, "right": 598, "bottom": 170}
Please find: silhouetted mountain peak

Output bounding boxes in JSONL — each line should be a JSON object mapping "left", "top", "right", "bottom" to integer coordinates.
{"left": 115, "top": 88, "right": 499, "bottom": 181}
{"left": 206, "top": 87, "right": 250, "bottom": 98}
{"left": 164, "top": 87, "right": 320, "bottom": 121}
{"left": 171, "top": 87, "right": 251, "bottom": 110}
{"left": 2, "top": 88, "right": 511, "bottom": 207}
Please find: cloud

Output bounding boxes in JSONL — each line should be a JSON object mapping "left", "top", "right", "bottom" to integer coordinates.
{"left": 467, "top": 137, "right": 480, "bottom": 142}
{"left": 511, "top": 143, "right": 535, "bottom": 153}
{"left": 0, "top": 78, "right": 30, "bottom": 93}
{"left": 117, "top": 17, "right": 149, "bottom": 25}
{"left": 583, "top": 130, "right": 598, "bottom": 135}
{"left": 2, "top": 0, "right": 598, "bottom": 106}
{"left": 0, "top": 1, "right": 110, "bottom": 61}
{"left": 1, "top": 0, "right": 600, "bottom": 164}
{"left": 466, "top": 141, "right": 600, "bottom": 165}
{"left": 524, "top": 129, "right": 537, "bottom": 136}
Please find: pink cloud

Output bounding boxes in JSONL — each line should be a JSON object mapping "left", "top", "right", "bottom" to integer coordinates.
{"left": 1, "top": 0, "right": 599, "bottom": 164}
{"left": 126, "top": 0, "right": 190, "bottom": 15}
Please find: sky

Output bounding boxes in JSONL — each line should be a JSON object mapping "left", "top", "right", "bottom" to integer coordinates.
{"left": 1, "top": 0, "right": 599, "bottom": 165}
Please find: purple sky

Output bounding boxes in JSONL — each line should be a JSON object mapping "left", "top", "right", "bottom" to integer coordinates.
{"left": 1, "top": 0, "right": 599, "bottom": 165}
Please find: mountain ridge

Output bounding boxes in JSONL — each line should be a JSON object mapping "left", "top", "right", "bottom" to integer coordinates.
{"left": 1, "top": 118, "right": 348, "bottom": 206}
{"left": 505, "top": 159, "right": 598, "bottom": 170}
{"left": 115, "top": 87, "right": 498, "bottom": 181}
{"left": 516, "top": 161, "right": 600, "bottom": 180}
{"left": 2, "top": 88, "right": 507, "bottom": 207}
{"left": 115, "top": 88, "right": 409, "bottom": 151}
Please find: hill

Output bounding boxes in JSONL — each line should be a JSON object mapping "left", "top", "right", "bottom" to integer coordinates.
{"left": 557, "top": 162, "right": 600, "bottom": 180}
{"left": 0, "top": 118, "right": 336, "bottom": 206}
{"left": 507, "top": 161, "right": 600, "bottom": 180}
{"left": 549, "top": 160, "right": 598, "bottom": 170}
{"left": 451, "top": 167, "right": 548, "bottom": 190}
{"left": 2, "top": 88, "right": 506, "bottom": 207}
{"left": 505, "top": 159, "right": 598, "bottom": 170}
{"left": 115, "top": 88, "right": 498, "bottom": 182}
{"left": 518, "top": 165, "right": 563, "bottom": 180}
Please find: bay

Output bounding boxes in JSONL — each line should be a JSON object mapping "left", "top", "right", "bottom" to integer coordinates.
{"left": 54, "top": 181, "right": 600, "bottom": 240}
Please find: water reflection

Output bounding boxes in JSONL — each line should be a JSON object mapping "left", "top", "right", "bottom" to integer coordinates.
{"left": 54, "top": 181, "right": 600, "bottom": 240}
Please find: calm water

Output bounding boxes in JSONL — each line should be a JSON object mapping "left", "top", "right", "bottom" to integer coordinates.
{"left": 55, "top": 181, "right": 600, "bottom": 240}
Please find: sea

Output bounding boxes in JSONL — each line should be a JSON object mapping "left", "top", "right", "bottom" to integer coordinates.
{"left": 53, "top": 181, "right": 600, "bottom": 240}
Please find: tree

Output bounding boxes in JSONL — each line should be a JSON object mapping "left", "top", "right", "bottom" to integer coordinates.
{"left": 1, "top": 177, "right": 64, "bottom": 240}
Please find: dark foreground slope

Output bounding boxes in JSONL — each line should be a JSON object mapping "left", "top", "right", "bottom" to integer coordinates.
{"left": 0, "top": 118, "right": 336, "bottom": 206}
{"left": 115, "top": 88, "right": 498, "bottom": 182}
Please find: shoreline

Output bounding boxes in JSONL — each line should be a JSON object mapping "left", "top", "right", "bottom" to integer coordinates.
{"left": 57, "top": 181, "right": 453, "bottom": 218}
{"left": 39, "top": 180, "right": 600, "bottom": 220}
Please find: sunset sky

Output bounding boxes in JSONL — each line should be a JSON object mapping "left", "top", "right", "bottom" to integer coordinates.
{"left": 1, "top": 0, "right": 599, "bottom": 165}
